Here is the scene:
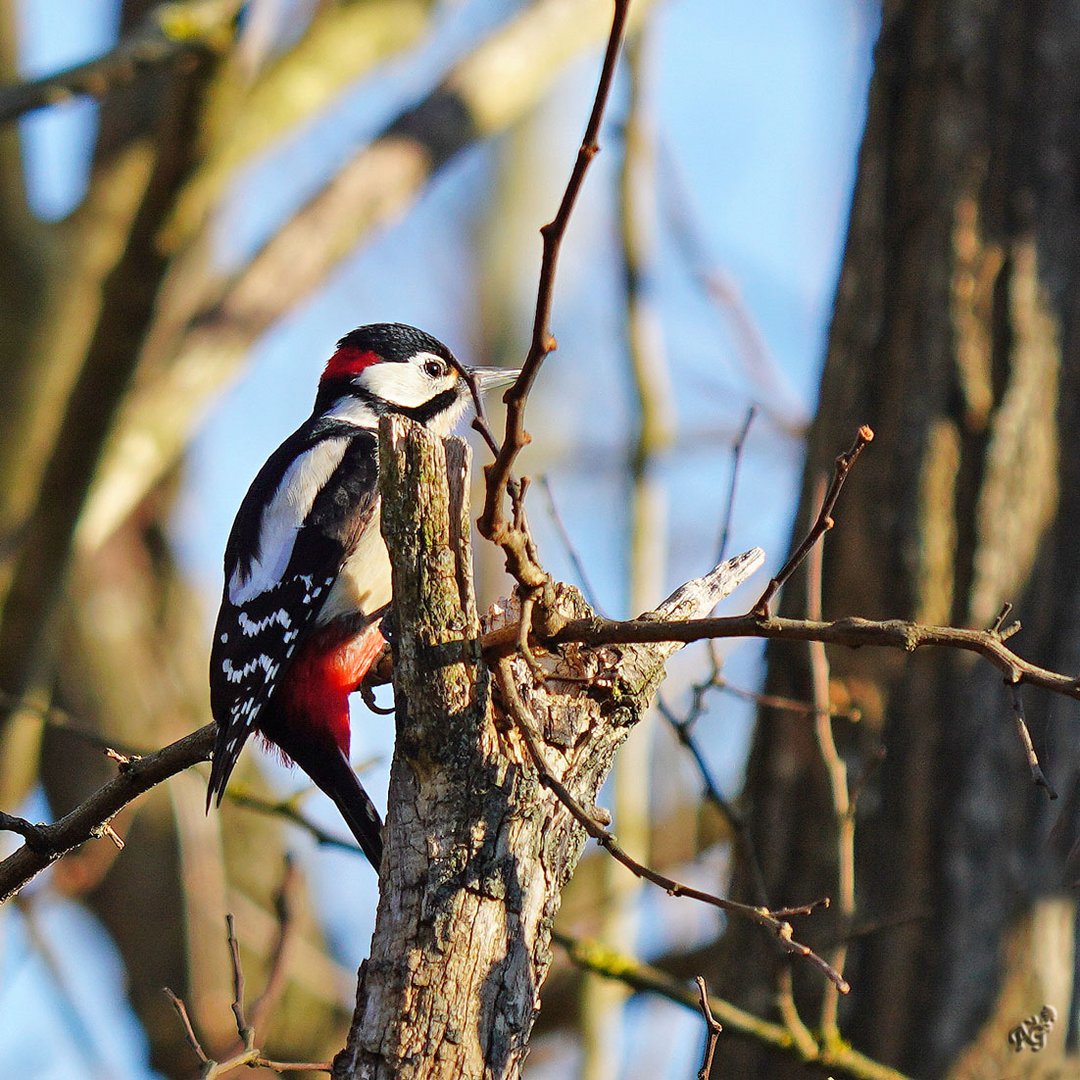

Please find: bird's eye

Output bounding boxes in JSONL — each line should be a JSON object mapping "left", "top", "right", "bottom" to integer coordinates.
{"left": 423, "top": 359, "right": 446, "bottom": 379}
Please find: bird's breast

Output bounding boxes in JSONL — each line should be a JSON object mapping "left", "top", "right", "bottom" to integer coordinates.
{"left": 316, "top": 503, "right": 392, "bottom": 626}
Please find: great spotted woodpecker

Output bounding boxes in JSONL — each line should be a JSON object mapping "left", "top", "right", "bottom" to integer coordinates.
{"left": 206, "top": 323, "right": 518, "bottom": 870}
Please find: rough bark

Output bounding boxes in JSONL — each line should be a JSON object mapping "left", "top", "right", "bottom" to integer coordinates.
{"left": 717, "top": 3, "right": 1080, "bottom": 1077}
{"left": 332, "top": 416, "right": 762, "bottom": 1078}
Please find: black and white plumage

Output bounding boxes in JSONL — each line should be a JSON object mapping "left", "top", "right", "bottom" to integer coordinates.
{"left": 206, "top": 323, "right": 518, "bottom": 870}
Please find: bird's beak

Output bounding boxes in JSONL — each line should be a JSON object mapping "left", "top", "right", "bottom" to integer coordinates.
{"left": 468, "top": 367, "right": 521, "bottom": 393}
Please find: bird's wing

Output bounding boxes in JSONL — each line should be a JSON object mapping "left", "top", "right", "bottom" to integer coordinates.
{"left": 206, "top": 424, "right": 380, "bottom": 807}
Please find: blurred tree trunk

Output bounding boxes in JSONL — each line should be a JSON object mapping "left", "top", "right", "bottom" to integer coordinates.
{"left": 716, "top": 3, "right": 1080, "bottom": 1077}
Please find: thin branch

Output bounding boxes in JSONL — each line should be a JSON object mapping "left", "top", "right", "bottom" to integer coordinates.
{"left": 806, "top": 501, "right": 852, "bottom": 1041}
{"left": 530, "top": 612, "right": 1080, "bottom": 702}
{"left": 478, "top": 0, "right": 633, "bottom": 588}
{"left": 552, "top": 932, "right": 914, "bottom": 1080}
{"left": 226, "top": 913, "right": 252, "bottom": 1048}
{"left": 164, "top": 987, "right": 211, "bottom": 1065}
{"left": 0, "top": 0, "right": 238, "bottom": 124}
{"left": 752, "top": 425, "right": 874, "bottom": 617}
{"left": 223, "top": 788, "right": 363, "bottom": 852}
{"left": 496, "top": 659, "right": 849, "bottom": 992}
{"left": 167, "top": 912, "right": 331, "bottom": 1078}
{"left": 0, "top": 811, "right": 48, "bottom": 850}
{"left": 537, "top": 475, "right": 605, "bottom": 614}
{"left": 1008, "top": 681, "right": 1057, "bottom": 798}
{"left": 655, "top": 679, "right": 771, "bottom": 908}
{"left": 0, "top": 724, "right": 214, "bottom": 904}
{"left": 695, "top": 976, "right": 723, "bottom": 1080}
{"left": 4, "top": 598, "right": 1077, "bottom": 907}
{"left": 716, "top": 405, "right": 756, "bottom": 564}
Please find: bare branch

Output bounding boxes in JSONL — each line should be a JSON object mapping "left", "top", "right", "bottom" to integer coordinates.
{"left": 163, "top": 987, "right": 211, "bottom": 1066}
{"left": 0, "top": 0, "right": 238, "bottom": 124}
{"left": 534, "top": 612, "right": 1080, "bottom": 703}
{"left": 537, "top": 475, "right": 605, "bottom": 614}
{"left": 695, "top": 976, "right": 723, "bottom": 1080}
{"left": 167, "top": 911, "right": 331, "bottom": 1077}
{"left": 1008, "top": 682, "right": 1057, "bottom": 798}
{"left": 478, "top": 0, "right": 633, "bottom": 589}
{"left": 553, "top": 933, "right": 914, "bottom": 1080}
{"left": 716, "top": 405, "right": 757, "bottom": 563}
{"left": 0, "top": 724, "right": 213, "bottom": 903}
{"left": 753, "top": 425, "right": 874, "bottom": 617}
{"left": 497, "top": 658, "right": 849, "bottom": 993}
{"left": 806, "top": 497, "right": 853, "bottom": 1040}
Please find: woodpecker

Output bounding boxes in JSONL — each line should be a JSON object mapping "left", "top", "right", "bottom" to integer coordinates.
{"left": 206, "top": 323, "right": 517, "bottom": 870}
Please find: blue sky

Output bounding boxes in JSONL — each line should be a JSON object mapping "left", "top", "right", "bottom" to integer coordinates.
{"left": 5, "top": 1, "right": 876, "bottom": 1075}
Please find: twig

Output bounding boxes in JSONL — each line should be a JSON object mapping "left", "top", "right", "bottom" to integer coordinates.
{"left": 805, "top": 502, "right": 852, "bottom": 1040}
{"left": 1008, "top": 681, "right": 1057, "bottom": 799}
{"left": 712, "top": 676, "right": 861, "bottom": 722}
{"left": 478, "top": 0, "right": 633, "bottom": 589}
{"left": 226, "top": 914, "right": 252, "bottom": 1048}
{"left": 164, "top": 987, "right": 211, "bottom": 1065}
{"left": 0, "top": 690, "right": 147, "bottom": 760}
{"left": 4, "top": 595, "right": 1078, "bottom": 908}
{"left": 716, "top": 406, "right": 757, "bottom": 563}
{"left": 655, "top": 683, "right": 771, "bottom": 908}
{"left": 496, "top": 660, "right": 849, "bottom": 992}
{"left": 0, "top": 0, "right": 239, "bottom": 124}
{"left": 248, "top": 857, "right": 300, "bottom": 1034}
{"left": 0, "top": 812, "right": 48, "bottom": 850}
{"left": 537, "top": 475, "right": 605, "bottom": 614}
{"left": 525, "top": 612, "right": 1080, "bottom": 703}
{"left": 166, "top": 910, "right": 331, "bottom": 1077}
{"left": 224, "top": 787, "right": 365, "bottom": 852}
{"left": 989, "top": 602, "right": 1014, "bottom": 637}
{"left": 752, "top": 425, "right": 874, "bottom": 618}
{"left": 0, "top": 723, "right": 214, "bottom": 904}
{"left": 695, "top": 975, "right": 723, "bottom": 1079}
{"left": 552, "top": 932, "right": 914, "bottom": 1080}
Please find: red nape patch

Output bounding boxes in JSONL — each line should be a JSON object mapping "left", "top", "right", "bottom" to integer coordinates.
{"left": 322, "top": 347, "right": 380, "bottom": 383}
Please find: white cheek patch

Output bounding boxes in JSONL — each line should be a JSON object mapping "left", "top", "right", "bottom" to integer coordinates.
{"left": 359, "top": 354, "right": 455, "bottom": 409}
{"left": 229, "top": 437, "right": 350, "bottom": 604}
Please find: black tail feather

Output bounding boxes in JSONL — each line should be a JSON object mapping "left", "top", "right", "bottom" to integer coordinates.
{"left": 206, "top": 722, "right": 246, "bottom": 814}
{"left": 283, "top": 742, "right": 384, "bottom": 871}
{"left": 206, "top": 716, "right": 384, "bottom": 871}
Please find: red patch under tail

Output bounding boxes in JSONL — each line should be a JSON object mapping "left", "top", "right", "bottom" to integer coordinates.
{"left": 272, "top": 621, "right": 387, "bottom": 755}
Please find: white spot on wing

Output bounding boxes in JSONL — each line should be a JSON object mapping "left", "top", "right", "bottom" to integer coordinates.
{"left": 236, "top": 607, "right": 292, "bottom": 636}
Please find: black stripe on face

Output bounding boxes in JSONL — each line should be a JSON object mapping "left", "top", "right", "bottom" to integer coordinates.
{"left": 396, "top": 387, "right": 462, "bottom": 426}
{"left": 319, "top": 384, "right": 463, "bottom": 428}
